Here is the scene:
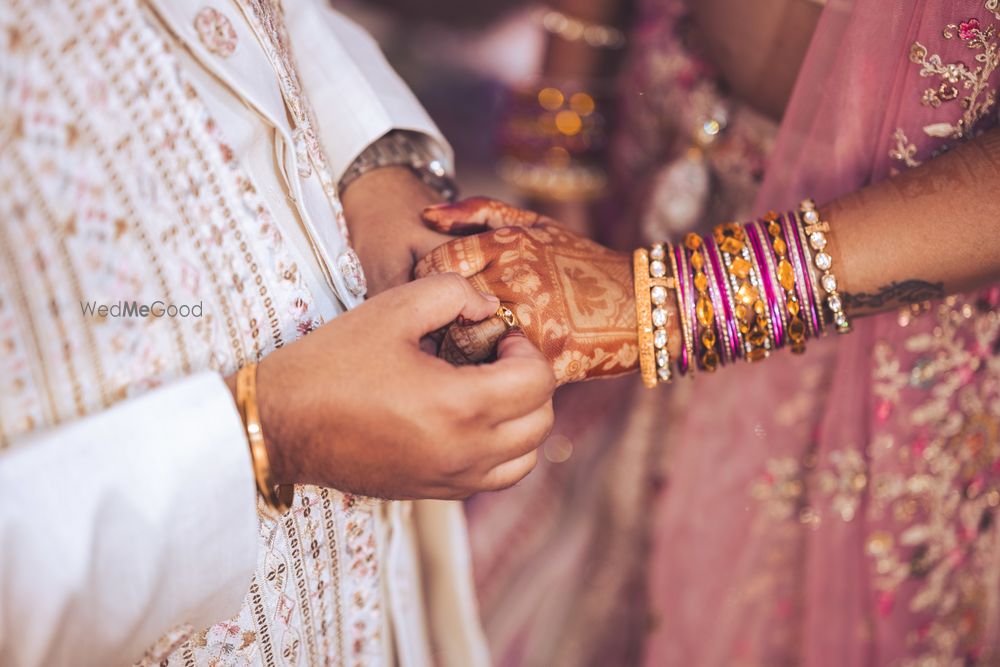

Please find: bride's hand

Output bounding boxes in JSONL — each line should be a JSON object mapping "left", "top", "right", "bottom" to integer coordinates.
{"left": 415, "top": 197, "right": 639, "bottom": 385}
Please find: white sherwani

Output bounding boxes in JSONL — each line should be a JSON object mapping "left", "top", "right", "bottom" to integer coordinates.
{"left": 0, "top": 0, "right": 488, "bottom": 665}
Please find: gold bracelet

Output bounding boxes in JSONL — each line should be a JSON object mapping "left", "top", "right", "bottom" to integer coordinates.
{"left": 236, "top": 363, "right": 293, "bottom": 517}
{"left": 633, "top": 248, "right": 658, "bottom": 388}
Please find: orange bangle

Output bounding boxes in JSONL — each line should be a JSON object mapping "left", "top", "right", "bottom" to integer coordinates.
{"left": 684, "top": 233, "right": 719, "bottom": 371}
{"left": 764, "top": 211, "right": 807, "bottom": 353}
{"left": 236, "top": 363, "right": 294, "bottom": 517}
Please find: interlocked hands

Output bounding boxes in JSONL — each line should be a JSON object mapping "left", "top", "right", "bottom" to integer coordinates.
{"left": 416, "top": 198, "right": 640, "bottom": 385}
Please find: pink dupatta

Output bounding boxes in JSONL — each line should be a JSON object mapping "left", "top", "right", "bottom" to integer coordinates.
{"left": 644, "top": 1, "right": 1000, "bottom": 665}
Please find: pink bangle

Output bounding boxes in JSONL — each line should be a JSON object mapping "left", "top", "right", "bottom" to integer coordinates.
{"left": 783, "top": 210, "right": 821, "bottom": 338}
{"left": 747, "top": 220, "right": 784, "bottom": 350}
{"left": 706, "top": 238, "right": 741, "bottom": 363}
{"left": 670, "top": 243, "right": 694, "bottom": 376}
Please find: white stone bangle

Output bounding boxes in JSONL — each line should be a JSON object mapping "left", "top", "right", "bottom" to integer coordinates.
{"left": 799, "top": 199, "right": 851, "bottom": 333}
{"left": 649, "top": 243, "right": 673, "bottom": 383}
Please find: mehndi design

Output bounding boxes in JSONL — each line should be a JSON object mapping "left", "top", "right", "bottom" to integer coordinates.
{"left": 415, "top": 198, "right": 639, "bottom": 384}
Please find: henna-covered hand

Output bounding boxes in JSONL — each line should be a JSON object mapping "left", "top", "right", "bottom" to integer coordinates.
{"left": 415, "top": 197, "right": 639, "bottom": 385}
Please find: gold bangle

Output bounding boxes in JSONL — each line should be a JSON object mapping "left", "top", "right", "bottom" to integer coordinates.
{"left": 765, "top": 211, "right": 807, "bottom": 354}
{"left": 236, "top": 363, "right": 293, "bottom": 517}
{"left": 633, "top": 248, "right": 658, "bottom": 388}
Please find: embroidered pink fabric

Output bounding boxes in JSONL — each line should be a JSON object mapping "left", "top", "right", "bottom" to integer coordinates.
{"left": 465, "top": 1, "right": 1000, "bottom": 666}
{"left": 644, "top": 1, "right": 1000, "bottom": 665}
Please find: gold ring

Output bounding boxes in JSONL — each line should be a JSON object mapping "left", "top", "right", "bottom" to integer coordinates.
{"left": 496, "top": 304, "right": 518, "bottom": 329}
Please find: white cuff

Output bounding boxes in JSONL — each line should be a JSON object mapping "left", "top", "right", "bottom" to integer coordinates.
{"left": 0, "top": 372, "right": 258, "bottom": 667}
{"left": 286, "top": 0, "right": 455, "bottom": 183}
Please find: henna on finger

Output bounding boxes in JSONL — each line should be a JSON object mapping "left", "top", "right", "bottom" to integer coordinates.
{"left": 423, "top": 197, "right": 555, "bottom": 234}
{"left": 439, "top": 316, "right": 509, "bottom": 365}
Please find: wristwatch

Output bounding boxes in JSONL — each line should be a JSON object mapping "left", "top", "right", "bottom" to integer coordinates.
{"left": 339, "top": 130, "right": 456, "bottom": 201}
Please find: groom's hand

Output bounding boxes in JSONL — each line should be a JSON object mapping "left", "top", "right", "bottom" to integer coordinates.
{"left": 247, "top": 273, "right": 556, "bottom": 500}
{"left": 342, "top": 166, "right": 453, "bottom": 295}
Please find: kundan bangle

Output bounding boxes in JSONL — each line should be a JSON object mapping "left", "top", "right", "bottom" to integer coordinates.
{"left": 707, "top": 227, "right": 742, "bottom": 363}
{"left": 799, "top": 199, "right": 851, "bottom": 333}
{"left": 633, "top": 248, "right": 658, "bottom": 388}
{"left": 649, "top": 243, "right": 674, "bottom": 384}
{"left": 715, "top": 222, "right": 771, "bottom": 362}
{"left": 747, "top": 220, "right": 782, "bottom": 350}
{"left": 763, "top": 212, "right": 807, "bottom": 353}
{"left": 236, "top": 362, "right": 293, "bottom": 517}
{"left": 684, "top": 233, "right": 720, "bottom": 371}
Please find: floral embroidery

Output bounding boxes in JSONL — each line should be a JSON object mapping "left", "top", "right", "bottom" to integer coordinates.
{"left": 238, "top": 0, "right": 353, "bottom": 243}
{"left": 0, "top": 1, "right": 390, "bottom": 664}
{"left": 751, "top": 297, "right": 1000, "bottom": 665}
{"left": 892, "top": 4, "right": 1000, "bottom": 167}
{"left": 193, "top": 7, "right": 238, "bottom": 58}
{"left": 552, "top": 349, "right": 592, "bottom": 382}
{"left": 868, "top": 299, "right": 1000, "bottom": 666}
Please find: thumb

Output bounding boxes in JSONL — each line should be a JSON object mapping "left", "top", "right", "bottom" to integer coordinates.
{"left": 422, "top": 197, "right": 551, "bottom": 235}
{"left": 495, "top": 329, "right": 548, "bottom": 363}
{"left": 385, "top": 273, "right": 499, "bottom": 340}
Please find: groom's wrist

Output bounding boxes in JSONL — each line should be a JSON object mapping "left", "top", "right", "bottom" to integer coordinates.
{"left": 342, "top": 166, "right": 444, "bottom": 293}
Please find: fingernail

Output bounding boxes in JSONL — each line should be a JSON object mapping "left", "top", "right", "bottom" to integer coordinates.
{"left": 483, "top": 292, "right": 500, "bottom": 305}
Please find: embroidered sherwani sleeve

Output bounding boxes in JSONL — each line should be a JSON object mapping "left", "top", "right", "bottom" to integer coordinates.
{"left": 0, "top": 372, "right": 259, "bottom": 667}
{"left": 284, "top": 0, "right": 454, "bottom": 183}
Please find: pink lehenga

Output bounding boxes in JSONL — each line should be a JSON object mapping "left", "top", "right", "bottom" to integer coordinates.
{"left": 467, "top": 1, "right": 1000, "bottom": 666}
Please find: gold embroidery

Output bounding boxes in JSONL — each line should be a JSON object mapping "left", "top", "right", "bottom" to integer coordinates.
{"left": 890, "top": 128, "right": 922, "bottom": 167}
{"left": 13, "top": 148, "right": 113, "bottom": 410}
{"left": 69, "top": 0, "right": 251, "bottom": 367}
{"left": 0, "top": 204, "right": 61, "bottom": 428}
{"left": 237, "top": 0, "right": 352, "bottom": 243}
{"left": 892, "top": 5, "right": 1000, "bottom": 167}
{"left": 14, "top": 0, "right": 193, "bottom": 379}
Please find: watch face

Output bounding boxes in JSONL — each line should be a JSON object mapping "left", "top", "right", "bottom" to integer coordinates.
{"left": 337, "top": 248, "right": 368, "bottom": 298}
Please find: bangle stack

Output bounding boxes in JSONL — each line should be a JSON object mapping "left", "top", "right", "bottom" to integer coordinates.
{"left": 633, "top": 199, "right": 852, "bottom": 385}
{"left": 236, "top": 362, "right": 294, "bottom": 517}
